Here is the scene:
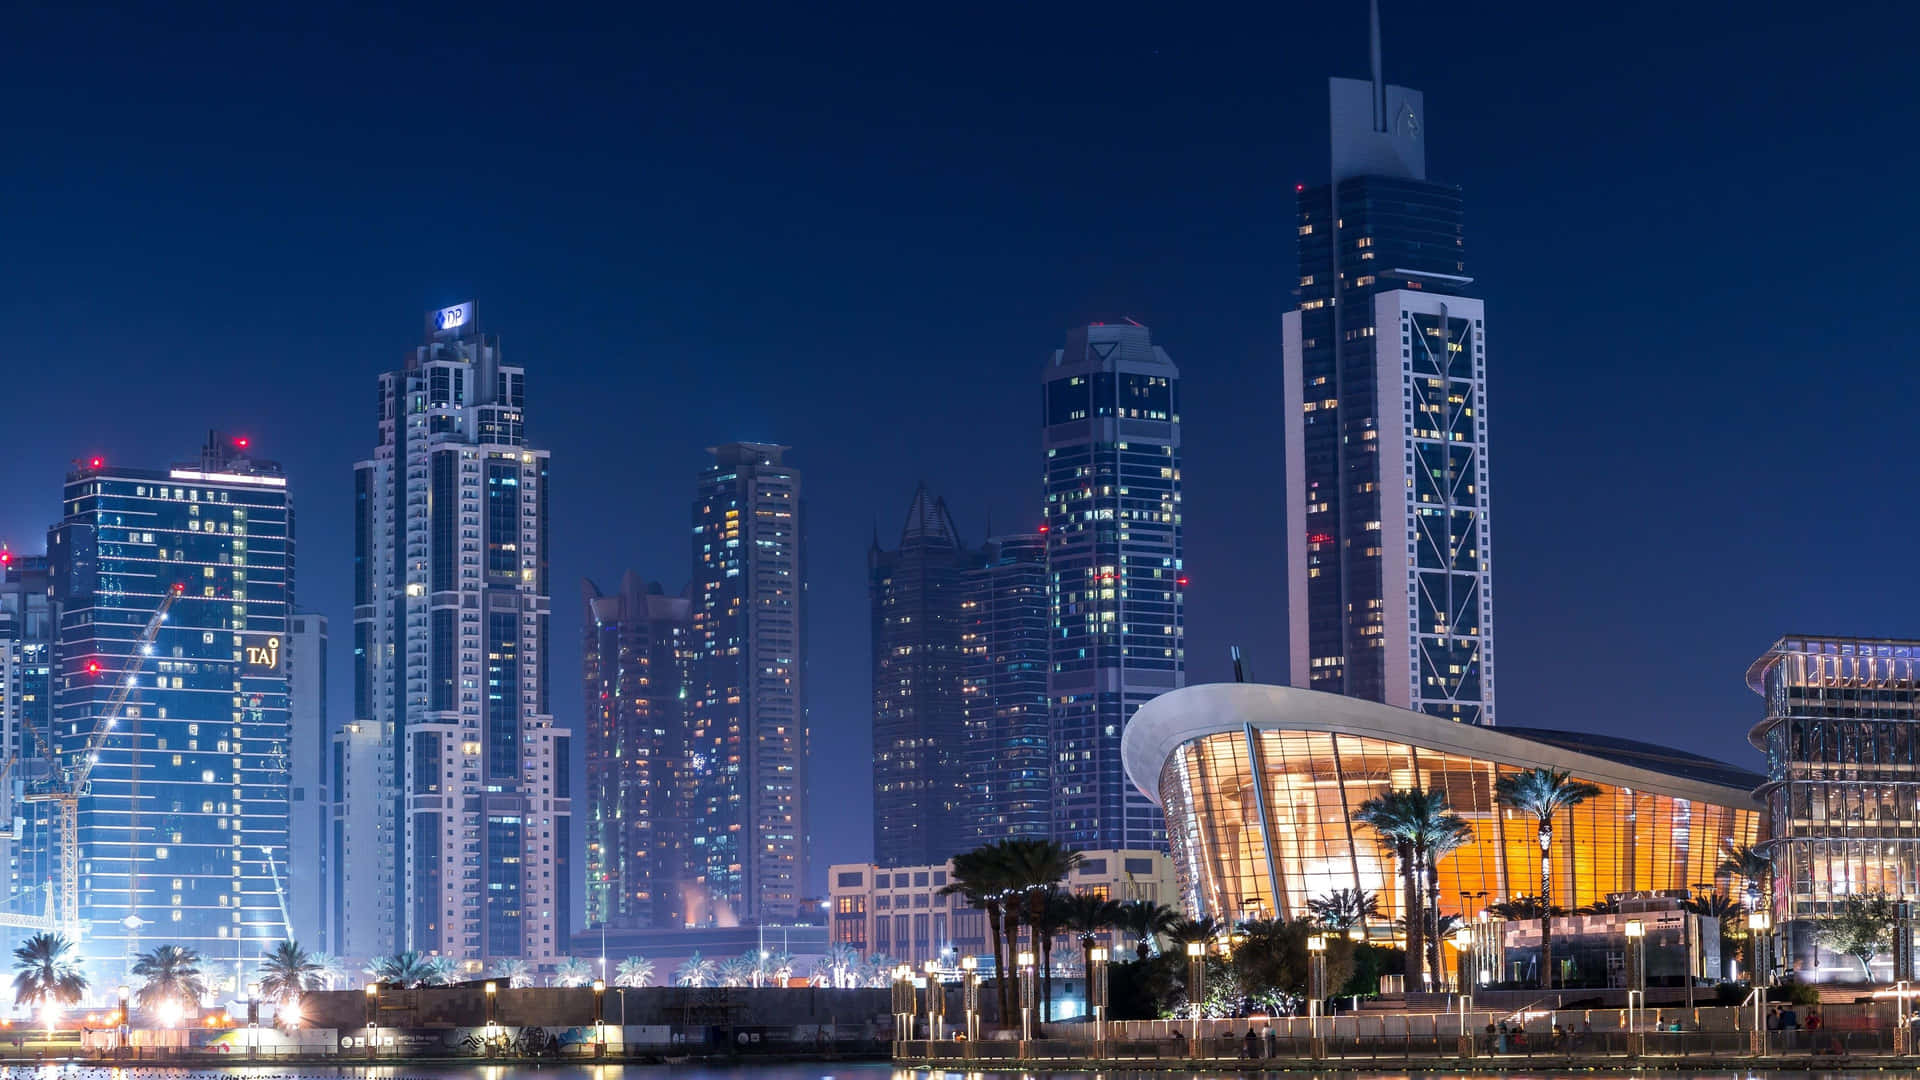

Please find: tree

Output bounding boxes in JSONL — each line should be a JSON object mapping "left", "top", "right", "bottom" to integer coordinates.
{"left": 714, "top": 956, "right": 753, "bottom": 987}
{"left": 1027, "top": 888, "right": 1073, "bottom": 1020}
{"left": 1494, "top": 768, "right": 1601, "bottom": 989}
{"left": 819, "top": 943, "right": 860, "bottom": 988}
{"left": 614, "top": 956, "right": 655, "bottom": 988}
{"left": 492, "top": 958, "right": 533, "bottom": 988}
{"left": 1352, "top": 788, "right": 1438, "bottom": 988}
{"left": 1060, "top": 892, "right": 1121, "bottom": 979}
{"left": 307, "top": 952, "right": 345, "bottom": 990}
{"left": 1165, "top": 915, "right": 1222, "bottom": 949}
{"left": 1113, "top": 900, "right": 1180, "bottom": 960}
{"left": 132, "top": 945, "right": 209, "bottom": 1011}
{"left": 367, "top": 950, "right": 449, "bottom": 989}
{"left": 1419, "top": 815, "right": 1474, "bottom": 983}
{"left": 942, "top": 843, "right": 1017, "bottom": 1022}
{"left": 1719, "top": 844, "right": 1774, "bottom": 912}
{"left": 1306, "top": 888, "right": 1380, "bottom": 932}
{"left": 1487, "top": 895, "right": 1563, "bottom": 921}
{"left": 552, "top": 957, "right": 595, "bottom": 987}
{"left": 673, "top": 952, "right": 715, "bottom": 988}
{"left": 257, "top": 940, "right": 322, "bottom": 1004}
{"left": 1816, "top": 892, "right": 1896, "bottom": 980}
{"left": 11, "top": 933, "right": 85, "bottom": 1012}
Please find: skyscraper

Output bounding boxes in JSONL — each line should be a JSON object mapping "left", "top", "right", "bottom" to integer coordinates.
{"left": 1282, "top": 2, "right": 1495, "bottom": 723}
{"left": 869, "top": 485, "right": 966, "bottom": 867}
{"left": 688, "top": 443, "right": 806, "bottom": 923}
{"left": 47, "top": 435, "right": 292, "bottom": 978}
{"left": 286, "top": 612, "right": 328, "bottom": 952}
{"left": 1043, "top": 323, "right": 1184, "bottom": 850}
{"left": 959, "top": 532, "right": 1051, "bottom": 846}
{"left": 583, "top": 573, "right": 690, "bottom": 930}
{"left": 0, "top": 551, "right": 55, "bottom": 951}
{"left": 350, "top": 300, "right": 567, "bottom": 968}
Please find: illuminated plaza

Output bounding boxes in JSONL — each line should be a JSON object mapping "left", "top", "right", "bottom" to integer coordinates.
{"left": 1124, "top": 683, "right": 1764, "bottom": 931}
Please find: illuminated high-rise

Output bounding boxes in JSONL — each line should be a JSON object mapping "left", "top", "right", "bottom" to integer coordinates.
{"left": 1282, "top": 2, "right": 1495, "bottom": 723}
{"left": 688, "top": 443, "right": 806, "bottom": 923}
{"left": 0, "top": 552, "right": 54, "bottom": 955}
{"left": 959, "top": 532, "right": 1051, "bottom": 846}
{"left": 1043, "top": 323, "right": 1184, "bottom": 849}
{"left": 47, "top": 435, "right": 293, "bottom": 978}
{"left": 350, "top": 301, "right": 566, "bottom": 968}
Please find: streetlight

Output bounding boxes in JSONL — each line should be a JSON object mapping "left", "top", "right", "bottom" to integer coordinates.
{"left": 891, "top": 964, "right": 916, "bottom": 1044}
{"left": 1747, "top": 912, "right": 1772, "bottom": 988}
{"left": 1185, "top": 941, "right": 1205, "bottom": 1054}
{"left": 483, "top": 980, "right": 499, "bottom": 1056}
{"left": 364, "top": 983, "right": 378, "bottom": 1060}
{"left": 1307, "top": 935, "right": 1328, "bottom": 1032}
{"left": 1017, "top": 951, "right": 1036, "bottom": 1043}
{"left": 923, "top": 960, "right": 945, "bottom": 1040}
{"left": 116, "top": 986, "right": 130, "bottom": 1058}
{"left": 592, "top": 979, "right": 606, "bottom": 1057}
{"left": 1088, "top": 947, "right": 1109, "bottom": 1049}
{"left": 1624, "top": 919, "right": 1646, "bottom": 1034}
{"left": 959, "top": 955, "right": 980, "bottom": 1042}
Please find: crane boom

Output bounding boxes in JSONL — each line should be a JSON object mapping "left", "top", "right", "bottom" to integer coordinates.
{"left": 23, "top": 583, "right": 183, "bottom": 933}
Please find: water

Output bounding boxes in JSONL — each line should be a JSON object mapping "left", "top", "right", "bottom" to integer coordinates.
{"left": 0, "top": 1067, "right": 1910, "bottom": 1080}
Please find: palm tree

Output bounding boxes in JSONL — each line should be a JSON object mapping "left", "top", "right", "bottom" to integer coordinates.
{"left": 674, "top": 952, "right": 715, "bottom": 987}
{"left": 715, "top": 956, "right": 753, "bottom": 987}
{"left": 11, "top": 933, "right": 85, "bottom": 1014}
{"left": 1353, "top": 788, "right": 1439, "bottom": 988}
{"left": 1026, "top": 887, "right": 1074, "bottom": 1021}
{"left": 1720, "top": 843, "right": 1774, "bottom": 913}
{"left": 307, "top": 952, "right": 345, "bottom": 990}
{"left": 132, "top": 944, "right": 209, "bottom": 1011}
{"left": 552, "top": 957, "right": 595, "bottom": 987}
{"left": 1165, "top": 915, "right": 1222, "bottom": 946}
{"left": 1060, "top": 892, "right": 1120, "bottom": 977}
{"left": 1495, "top": 767, "right": 1602, "bottom": 989}
{"left": 819, "top": 943, "right": 860, "bottom": 989}
{"left": 942, "top": 844, "right": 1017, "bottom": 1022}
{"left": 1419, "top": 813, "right": 1475, "bottom": 984}
{"left": 766, "top": 951, "right": 796, "bottom": 985}
{"left": 257, "top": 940, "right": 322, "bottom": 1004}
{"left": 614, "top": 956, "right": 655, "bottom": 988}
{"left": 1488, "top": 895, "right": 1562, "bottom": 921}
{"left": 492, "top": 958, "right": 533, "bottom": 988}
{"left": 367, "top": 950, "right": 447, "bottom": 989}
{"left": 1307, "top": 888, "right": 1381, "bottom": 932}
{"left": 1113, "top": 900, "right": 1180, "bottom": 960}
{"left": 860, "top": 953, "right": 899, "bottom": 988}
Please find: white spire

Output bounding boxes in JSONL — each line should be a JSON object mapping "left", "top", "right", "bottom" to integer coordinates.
{"left": 1369, "top": 0, "right": 1386, "bottom": 133}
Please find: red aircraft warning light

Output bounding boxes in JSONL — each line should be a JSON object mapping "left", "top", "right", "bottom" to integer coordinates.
{"left": 85, "top": 661, "right": 101, "bottom": 676}
{"left": 234, "top": 437, "right": 250, "bottom": 450}
{"left": 88, "top": 457, "right": 103, "bottom": 469}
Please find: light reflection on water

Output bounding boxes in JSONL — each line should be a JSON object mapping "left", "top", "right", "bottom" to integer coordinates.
{"left": 0, "top": 1068, "right": 1909, "bottom": 1080}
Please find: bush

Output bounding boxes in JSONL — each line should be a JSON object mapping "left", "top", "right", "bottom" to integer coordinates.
{"left": 1773, "top": 977, "right": 1820, "bottom": 1006}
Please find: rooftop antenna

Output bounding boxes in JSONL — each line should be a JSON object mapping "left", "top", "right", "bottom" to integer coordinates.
{"left": 1230, "top": 645, "right": 1251, "bottom": 684}
{"left": 1369, "top": 0, "right": 1386, "bottom": 133}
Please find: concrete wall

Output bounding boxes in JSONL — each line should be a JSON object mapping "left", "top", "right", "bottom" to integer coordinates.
{"left": 302, "top": 986, "right": 894, "bottom": 1032}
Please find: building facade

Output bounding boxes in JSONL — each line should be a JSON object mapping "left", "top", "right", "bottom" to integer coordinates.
{"left": 350, "top": 301, "right": 567, "bottom": 967}
{"left": 0, "top": 552, "right": 55, "bottom": 947}
{"left": 1748, "top": 636, "right": 1920, "bottom": 980}
{"left": 583, "top": 572, "right": 690, "bottom": 931}
{"left": 869, "top": 485, "right": 967, "bottom": 867}
{"left": 1281, "top": 17, "right": 1496, "bottom": 724}
{"left": 1124, "top": 683, "right": 1763, "bottom": 932}
{"left": 286, "top": 612, "right": 328, "bottom": 952}
{"left": 46, "top": 436, "right": 293, "bottom": 980}
{"left": 329, "top": 718, "right": 385, "bottom": 964}
{"left": 827, "top": 849, "right": 1177, "bottom": 969}
{"left": 1043, "top": 322, "right": 1184, "bottom": 850}
{"left": 688, "top": 443, "right": 806, "bottom": 923}
{"left": 958, "top": 532, "right": 1051, "bottom": 846}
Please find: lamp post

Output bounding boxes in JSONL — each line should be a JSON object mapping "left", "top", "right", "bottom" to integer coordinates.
{"left": 116, "top": 985, "right": 130, "bottom": 1059}
{"left": 592, "top": 979, "right": 607, "bottom": 1058}
{"left": 364, "top": 983, "right": 378, "bottom": 1061}
{"left": 1624, "top": 919, "right": 1646, "bottom": 1036}
{"left": 483, "top": 980, "right": 499, "bottom": 1056}
{"left": 1185, "top": 941, "right": 1204, "bottom": 1055}
{"left": 246, "top": 990, "right": 258, "bottom": 1059}
{"left": 891, "top": 964, "right": 915, "bottom": 1044}
{"left": 1746, "top": 911, "right": 1772, "bottom": 987}
{"left": 1017, "top": 951, "right": 1036, "bottom": 1044}
{"left": 1088, "top": 947, "right": 1109, "bottom": 1050}
{"left": 923, "top": 961, "right": 945, "bottom": 1040}
{"left": 960, "top": 955, "right": 980, "bottom": 1042}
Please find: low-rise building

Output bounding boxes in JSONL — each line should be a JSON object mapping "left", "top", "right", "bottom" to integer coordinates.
{"left": 827, "top": 849, "right": 1177, "bottom": 970}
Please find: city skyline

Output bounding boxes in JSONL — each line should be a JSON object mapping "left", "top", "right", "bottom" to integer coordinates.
{"left": 1, "top": 0, "right": 1915, "bottom": 915}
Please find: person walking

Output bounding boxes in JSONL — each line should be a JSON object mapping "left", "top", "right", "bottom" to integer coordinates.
{"left": 1244, "top": 1028, "right": 1260, "bottom": 1060}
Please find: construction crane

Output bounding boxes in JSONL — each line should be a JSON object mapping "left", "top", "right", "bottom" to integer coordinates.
{"left": 23, "top": 582, "right": 184, "bottom": 935}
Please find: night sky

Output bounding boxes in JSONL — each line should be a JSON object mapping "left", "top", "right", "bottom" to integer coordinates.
{"left": 3, "top": 2, "right": 1917, "bottom": 920}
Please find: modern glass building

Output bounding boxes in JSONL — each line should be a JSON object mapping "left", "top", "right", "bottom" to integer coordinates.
{"left": 1749, "top": 636, "right": 1920, "bottom": 979}
{"left": 1044, "top": 322, "right": 1184, "bottom": 850}
{"left": 1124, "top": 683, "right": 1762, "bottom": 932}
{"left": 959, "top": 532, "right": 1051, "bottom": 846}
{"left": 869, "top": 485, "right": 967, "bottom": 867}
{"left": 688, "top": 442, "right": 807, "bottom": 923}
{"left": 1282, "top": 10, "right": 1495, "bottom": 724}
{"left": 284, "top": 612, "right": 328, "bottom": 953}
{"left": 46, "top": 436, "right": 293, "bottom": 982}
{"left": 582, "top": 572, "right": 689, "bottom": 930}
{"left": 0, "top": 552, "right": 55, "bottom": 952}
{"left": 350, "top": 301, "right": 567, "bottom": 968}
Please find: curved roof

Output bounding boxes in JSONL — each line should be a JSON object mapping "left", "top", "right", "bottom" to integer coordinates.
{"left": 1123, "top": 683, "right": 1762, "bottom": 810}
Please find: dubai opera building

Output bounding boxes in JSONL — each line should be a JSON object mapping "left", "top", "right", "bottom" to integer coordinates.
{"left": 1123, "top": 683, "right": 1765, "bottom": 928}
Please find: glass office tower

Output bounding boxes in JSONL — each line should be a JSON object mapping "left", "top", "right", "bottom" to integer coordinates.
{"left": 0, "top": 553, "right": 55, "bottom": 954}
{"left": 1043, "top": 323, "right": 1184, "bottom": 849}
{"left": 1282, "top": 17, "right": 1496, "bottom": 724}
{"left": 959, "top": 532, "right": 1051, "bottom": 846}
{"left": 47, "top": 436, "right": 292, "bottom": 981}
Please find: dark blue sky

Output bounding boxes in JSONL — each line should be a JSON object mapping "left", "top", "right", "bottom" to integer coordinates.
{"left": 2, "top": 1, "right": 1917, "bottom": 908}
